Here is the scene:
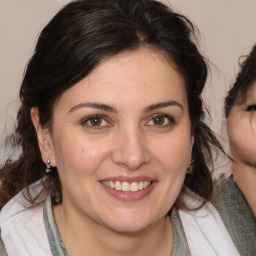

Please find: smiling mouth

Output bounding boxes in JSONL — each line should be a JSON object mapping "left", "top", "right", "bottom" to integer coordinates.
{"left": 101, "top": 181, "right": 152, "bottom": 192}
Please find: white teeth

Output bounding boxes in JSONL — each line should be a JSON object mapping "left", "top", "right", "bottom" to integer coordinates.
{"left": 115, "top": 181, "right": 122, "bottom": 191}
{"left": 121, "top": 182, "right": 130, "bottom": 192}
{"left": 102, "top": 180, "right": 151, "bottom": 192}
{"left": 130, "top": 182, "right": 138, "bottom": 192}
{"left": 138, "top": 181, "right": 144, "bottom": 190}
{"left": 109, "top": 181, "right": 115, "bottom": 189}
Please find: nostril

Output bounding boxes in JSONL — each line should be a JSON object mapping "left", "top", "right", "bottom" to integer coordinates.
{"left": 111, "top": 145, "right": 151, "bottom": 170}
{"left": 110, "top": 131, "right": 151, "bottom": 170}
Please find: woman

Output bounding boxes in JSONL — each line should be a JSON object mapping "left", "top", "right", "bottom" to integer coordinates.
{"left": 215, "top": 45, "right": 256, "bottom": 255}
{"left": 0, "top": 0, "right": 239, "bottom": 255}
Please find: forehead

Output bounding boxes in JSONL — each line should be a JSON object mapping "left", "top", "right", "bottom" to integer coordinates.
{"left": 55, "top": 48, "right": 187, "bottom": 111}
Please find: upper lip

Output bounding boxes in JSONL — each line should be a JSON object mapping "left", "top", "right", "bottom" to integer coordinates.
{"left": 99, "top": 176, "right": 156, "bottom": 183}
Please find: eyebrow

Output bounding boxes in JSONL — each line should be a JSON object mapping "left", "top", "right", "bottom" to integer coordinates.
{"left": 68, "top": 100, "right": 183, "bottom": 114}
{"left": 144, "top": 100, "right": 184, "bottom": 113}
{"left": 69, "top": 102, "right": 117, "bottom": 113}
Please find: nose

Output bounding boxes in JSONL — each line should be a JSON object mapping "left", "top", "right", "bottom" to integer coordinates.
{"left": 111, "top": 128, "right": 151, "bottom": 170}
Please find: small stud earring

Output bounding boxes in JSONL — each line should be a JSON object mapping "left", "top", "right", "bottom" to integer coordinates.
{"left": 46, "top": 159, "right": 52, "bottom": 173}
{"left": 186, "top": 159, "right": 194, "bottom": 175}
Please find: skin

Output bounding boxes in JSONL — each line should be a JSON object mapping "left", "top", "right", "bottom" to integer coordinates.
{"left": 227, "top": 82, "right": 256, "bottom": 217}
{"left": 32, "top": 47, "right": 194, "bottom": 256}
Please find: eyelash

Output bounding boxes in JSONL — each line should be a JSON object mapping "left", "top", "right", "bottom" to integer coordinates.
{"left": 81, "top": 114, "right": 110, "bottom": 129}
{"left": 247, "top": 105, "right": 256, "bottom": 112}
{"left": 81, "top": 113, "right": 175, "bottom": 130}
{"left": 146, "top": 114, "right": 175, "bottom": 128}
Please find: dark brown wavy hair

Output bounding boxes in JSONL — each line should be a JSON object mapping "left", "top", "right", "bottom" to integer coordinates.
{"left": 225, "top": 44, "right": 256, "bottom": 117}
{"left": 0, "top": 0, "right": 223, "bottom": 210}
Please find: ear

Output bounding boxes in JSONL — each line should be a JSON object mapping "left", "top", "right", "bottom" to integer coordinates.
{"left": 30, "top": 107, "right": 56, "bottom": 167}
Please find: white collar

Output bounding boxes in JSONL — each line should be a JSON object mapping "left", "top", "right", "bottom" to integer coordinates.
{"left": 0, "top": 186, "right": 51, "bottom": 256}
{"left": 179, "top": 199, "right": 240, "bottom": 256}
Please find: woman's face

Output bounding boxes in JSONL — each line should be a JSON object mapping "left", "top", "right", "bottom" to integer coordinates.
{"left": 42, "top": 48, "right": 193, "bottom": 232}
{"left": 227, "top": 82, "right": 256, "bottom": 168}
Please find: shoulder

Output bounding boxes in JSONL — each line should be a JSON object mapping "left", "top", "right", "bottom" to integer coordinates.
{"left": 214, "top": 175, "right": 254, "bottom": 217}
{"left": 0, "top": 182, "right": 51, "bottom": 255}
{"left": 214, "top": 175, "right": 256, "bottom": 255}
{"left": 214, "top": 175, "right": 241, "bottom": 211}
{"left": 215, "top": 175, "right": 238, "bottom": 196}
{"left": 0, "top": 188, "right": 36, "bottom": 231}
{"left": 179, "top": 201, "right": 240, "bottom": 256}
{"left": 0, "top": 182, "right": 45, "bottom": 232}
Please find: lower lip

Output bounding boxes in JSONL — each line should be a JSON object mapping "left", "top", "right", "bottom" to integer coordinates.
{"left": 100, "top": 182, "right": 155, "bottom": 202}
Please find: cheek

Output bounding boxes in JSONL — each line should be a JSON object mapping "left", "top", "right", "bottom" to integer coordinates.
{"left": 149, "top": 136, "right": 192, "bottom": 211}
{"left": 53, "top": 133, "right": 110, "bottom": 178}
{"left": 151, "top": 134, "right": 192, "bottom": 172}
{"left": 228, "top": 118, "right": 256, "bottom": 159}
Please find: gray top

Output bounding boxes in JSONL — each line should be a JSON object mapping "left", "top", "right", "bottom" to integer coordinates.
{"left": 44, "top": 195, "right": 68, "bottom": 256}
{"left": 43, "top": 195, "right": 190, "bottom": 256}
{"left": 0, "top": 235, "right": 7, "bottom": 256}
{"left": 171, "top": 208, "right": 191, "bottom": 255}
{"left": 214, "top": 175, "right": 256, "bottom": 256}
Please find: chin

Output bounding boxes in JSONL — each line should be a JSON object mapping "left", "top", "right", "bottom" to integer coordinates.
{"left": 104, "top": 212, "right": 156, "bottom": 234}
{"left": 109, "top": 222, "right": 150, "bottom": 234}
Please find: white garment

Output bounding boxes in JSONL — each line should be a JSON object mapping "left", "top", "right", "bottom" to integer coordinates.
{"left": 179, "top": 199, "right": 240, "bottom": 256}
{"left": 0, "top": 189, "right": 51, "bottom": 256}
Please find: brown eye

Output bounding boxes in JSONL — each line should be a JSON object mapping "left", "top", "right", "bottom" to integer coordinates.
{"left": 146, "top": 114, "right": 175, "bottom": 127}
{"left": 82, "top": 115, "right": 109, "bottom": 129}
{"left": 152, "top": 116, "right": 165, "bottom": 125}
{"left": 89, "top": 117, "right": 103, "bottom": 126}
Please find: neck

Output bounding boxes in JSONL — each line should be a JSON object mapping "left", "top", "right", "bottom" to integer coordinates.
{"left": 53, "top": 204, "right": 173, "bottom": 256}
{"left": 232, "top": 161, "right": 256, "bottom": 217}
